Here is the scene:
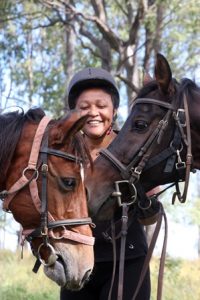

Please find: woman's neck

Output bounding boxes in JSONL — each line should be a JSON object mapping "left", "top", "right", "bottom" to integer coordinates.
{"left": 84, "top": 130, "right": 117, "bottom": 161}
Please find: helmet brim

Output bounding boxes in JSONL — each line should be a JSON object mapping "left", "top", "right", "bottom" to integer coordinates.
{"left": 68, "top": 79, "right": 119, "bottom": 109}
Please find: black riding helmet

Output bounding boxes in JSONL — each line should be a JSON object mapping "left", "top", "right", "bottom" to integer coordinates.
{"left": 67, "top": 67, "right": 120, "bottom": 109}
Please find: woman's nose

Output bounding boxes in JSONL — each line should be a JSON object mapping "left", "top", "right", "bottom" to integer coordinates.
{"left": 88, "top": 106, "right": 98, "bottom": 116}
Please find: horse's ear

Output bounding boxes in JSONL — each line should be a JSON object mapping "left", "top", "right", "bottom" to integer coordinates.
{"left": 49, "top": 110, "right": 88, "bottom": 145}
{"left": 143, "top": 72, "right": 153, "bottom": 85}
{"left": 154, "top": 53, "right": 172, "bottom": 93}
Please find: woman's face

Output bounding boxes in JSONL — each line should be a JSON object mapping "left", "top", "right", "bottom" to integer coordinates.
{"left": 76, "top": 88, "right": 116, "bottom": 139}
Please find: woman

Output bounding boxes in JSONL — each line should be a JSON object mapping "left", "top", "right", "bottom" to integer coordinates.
{"left": 60, "top": 67, "right": 150, "bottom": 300}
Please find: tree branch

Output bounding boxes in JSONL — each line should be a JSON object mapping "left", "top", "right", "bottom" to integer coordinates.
{"left": 116, "top": 74, "right": 139, "bottom": 93}
{"left": 115, "top": 0, "right": 129, "bottom": 17}
{"left": 79, "top": 23, "right": 101, "bottom": 47}
{"left": 127, "top": 1, "right": 145, "bottom": 45}
{"left": 91, "top": 0, "right": 106, "bottom": 22}
{"left": 42, "top": 0, "right": 122, "bottom": 51}
{"left": 78, "top": 37, "right": 103, "bottom": 60}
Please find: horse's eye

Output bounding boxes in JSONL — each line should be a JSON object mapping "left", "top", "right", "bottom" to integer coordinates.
{"left": 134, "top": 120, "right": 148, "bottom": 131}
{"left": 59, "top": 177, "right": 76, "bottom": 191}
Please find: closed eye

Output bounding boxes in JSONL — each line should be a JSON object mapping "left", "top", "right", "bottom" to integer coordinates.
{"left": 133, "top": 120, "right": 149, "bottom": 131}
{"left": 58, "top": 177, "right": 76, "bottom": 191}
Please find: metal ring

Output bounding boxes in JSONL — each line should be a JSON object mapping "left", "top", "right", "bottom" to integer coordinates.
{"left": 130, "top": 183, "right": 137, "bottom": 204}
{"left": 37, "top": 243, "right": 57, "bottom": 266}
{"left": 170, "top": 141, "right": 183, "bottom": 152}
{"left": 22, "top": 167, "right": 39, "bottom": 181}
{"left": 50, "top": 226, "right": 66, "bottom": 240}
{"left": 138, "top": 198, "right": 152, "bottom": 210}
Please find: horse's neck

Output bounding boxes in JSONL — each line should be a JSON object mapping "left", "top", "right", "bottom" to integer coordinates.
{"left": 191, "top": 132, "right": 200, "bottom": 170}
{"left": 190, "top": 89, "right": 200, "bottom": 170}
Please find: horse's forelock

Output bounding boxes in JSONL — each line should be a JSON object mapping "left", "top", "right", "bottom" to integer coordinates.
{"left": 130, "top": 81, "right": 158, "bottom": 106}
{"left": 72, "top": 133, "right": 93, "bottom": 168}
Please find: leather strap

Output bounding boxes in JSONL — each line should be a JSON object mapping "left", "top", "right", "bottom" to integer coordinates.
{"left": 117, "top": 204, "right": 129, "bottom": 300}
{"left": 173, "top": 93, "right": 192, "bottom": 203}
{"left": 131, "top": 202, "right": 167, "bottom": 300}
{"left": 3, "top": 116, "right": 52, "bottom": 211}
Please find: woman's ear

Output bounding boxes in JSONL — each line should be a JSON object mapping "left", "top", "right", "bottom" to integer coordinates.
{"left": 113, "top": 109, "right": 117, "bottom": 121}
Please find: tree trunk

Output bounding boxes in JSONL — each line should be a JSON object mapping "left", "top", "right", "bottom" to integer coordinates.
{"left": 63, "top": 5, "right": 76, "bottom": 110}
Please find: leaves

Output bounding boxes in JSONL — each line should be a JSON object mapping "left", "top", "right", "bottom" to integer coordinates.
{"left": 0, "top": 0, "right": 199, "bottom": 115}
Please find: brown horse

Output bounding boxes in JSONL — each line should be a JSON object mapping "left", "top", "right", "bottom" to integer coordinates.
{"left": 0, "top": 108, "right": 94, "bottom": 290}
{"left": 86, "top": 54, "right": 200, "bottom": 219}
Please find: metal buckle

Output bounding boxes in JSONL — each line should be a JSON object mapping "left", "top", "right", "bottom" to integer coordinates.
{"left": 112, "top": 180, "right": 137, "bottom": 207}
{"left": 177, "top": 109, "right": 186, "bottom": 127}
{"left": 176, "top": 161, "right": 186, "bottom": 169}
{"left": 41, "top": 164, "right": 48, "bottom": 174}
{"left": 176, "top": 149, "right": 186, "bottom": 170}
{"left": 129, "top": 167, "right": 142, "bottom": 182}
{"left": 132, "top": 167, "right": 141, "bottom": 175}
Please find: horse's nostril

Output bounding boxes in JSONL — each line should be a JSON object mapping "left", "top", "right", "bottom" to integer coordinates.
{"left": 82, "top": 269, "right": 92, "bottom": 284}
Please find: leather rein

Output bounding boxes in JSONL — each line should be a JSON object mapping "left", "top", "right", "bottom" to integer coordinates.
{"left": 0, "top": 116, "right": 94, "bottom": 272}
{"left": 100, "top": 93, "right": 193, "bottom": 300}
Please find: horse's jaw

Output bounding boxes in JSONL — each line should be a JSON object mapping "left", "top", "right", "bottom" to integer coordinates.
{"left": 87, "top": 182, "right": 117, "bottom": 220}
{"left": 44, "top": 243, "right": 94, "bottom": 290}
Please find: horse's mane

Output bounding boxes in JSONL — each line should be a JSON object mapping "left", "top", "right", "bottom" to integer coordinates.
{"left": 131, "top": 78, "right": 199, "bottom": 107}
{"left": 137, "top": 80, "right": 158, "bottom": 98}
{"left": 0, "top": 107, "right": 45, "bottom": 181}
{"left": 179, "top": 78, "right": 200, "bottom": 95}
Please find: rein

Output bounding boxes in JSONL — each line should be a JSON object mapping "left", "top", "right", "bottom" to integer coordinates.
{"left": 0, "top": 116, "right": 94, "bottom": 272}
{"left": 100, "top": 94, "right": 193, "bottom": 300}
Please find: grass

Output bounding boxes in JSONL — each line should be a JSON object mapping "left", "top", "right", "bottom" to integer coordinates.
{"left": 0, "top": 249, "right": 59, "bottom": 300}
{"left": 1, "top": 249, "right": 200, "bottom": 299}
{"left": 151, "top": 256, "right": 200, "bottom": 300}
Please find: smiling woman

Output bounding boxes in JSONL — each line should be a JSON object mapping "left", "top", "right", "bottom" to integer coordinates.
{"left": 75, "top": 88, "right": 117, "bottom": 161}
{"left": 60, "top": 67, "right": 150, "bottom": 300}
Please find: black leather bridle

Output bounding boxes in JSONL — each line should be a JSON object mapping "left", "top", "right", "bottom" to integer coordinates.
{"left": 100, "top": 95, "right": 193, "bottom": 204}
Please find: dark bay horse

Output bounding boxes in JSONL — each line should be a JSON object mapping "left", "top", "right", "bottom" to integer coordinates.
{"left": 86, "top": 54, "right": 200, "bottom": 219}
{"left": 0, "top": 108, "right": 94, "bottom": 290}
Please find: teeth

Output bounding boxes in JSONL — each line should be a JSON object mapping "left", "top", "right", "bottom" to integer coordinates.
{"left": 88, "top": 120, "right": 101, "bottom": 124}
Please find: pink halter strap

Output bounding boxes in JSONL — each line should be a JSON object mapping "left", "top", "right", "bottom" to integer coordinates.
{"left": 3, "top": 116, "right": 52, "bottom": 211}
{"left": 3, "top": 115, "right": 95, "bottom": 249}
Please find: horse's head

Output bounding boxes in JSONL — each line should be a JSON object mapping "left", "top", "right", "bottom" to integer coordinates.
{"left": 0, "top": 108, "right": 94, "bottom": 290}
{"left": 86, "top": 53, "right": 200, "bottom": 219}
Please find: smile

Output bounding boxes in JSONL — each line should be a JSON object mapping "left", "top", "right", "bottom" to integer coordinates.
{"left": 87, "top": 120, "right": 102, "bottom": 125}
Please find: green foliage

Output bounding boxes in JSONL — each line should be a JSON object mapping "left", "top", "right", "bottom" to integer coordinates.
{"left": 0, "top": 0, "right": 199, "bottom": 115}
{"left": 161, "top": 0, "right": 200, "bottom": 79}
{"left": 151, "top": 256, "right": 200, "bottom": 299}
{"left": 0, "top": 249, "right": 59, "bottom": 300}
